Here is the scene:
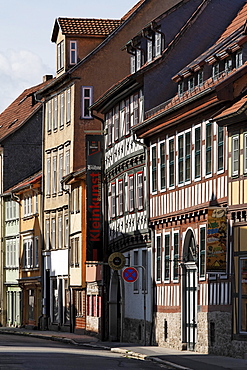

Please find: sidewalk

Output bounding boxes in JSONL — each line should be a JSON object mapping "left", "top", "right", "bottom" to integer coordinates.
{"left": 0, "top": 327, "right": 247, "bottom": 370}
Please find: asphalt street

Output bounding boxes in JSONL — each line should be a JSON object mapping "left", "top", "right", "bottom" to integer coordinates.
{"left": 0, "top": 334, "right": 166, "bottom": 370}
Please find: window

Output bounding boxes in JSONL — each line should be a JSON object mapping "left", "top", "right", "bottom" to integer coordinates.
{"left": 34, "top": 237, "right": 39, "bottom": 267}
{"left": 188, "top": 77, "right": 194, "bottom": 92}
{"left": 46, "top": 157, "right": 51, "bottom": 196}
{"left": 47, "top": 100, "right": 52, "bottom": 132}
{"left": 59, "top": 153, "right": 63, "bottom": 193}
{"left": 236, "top": 50, "right": 243, "bottom": 68}
{"left": 156, "top": 235, "right": 161, "bottom": 282}
{"left": 60, "top": 93, "right": 64, "bottom": 128}
{"left": 111, "top": 183, "right": 116, "bottom": 218}
{"left": 218, "top": 126, "right": 224, "bottom": 172}
{"left": 81, "top": 86, "right": 93, "bottom": 118}
{"left": 197, "top": 70, "right": 203, "bottom": 86}
{"left": 232, "top": 135, "right": 239, "bottom": 176}
{"left": 199, "top": 226, "right": 206, "bottom": 278}
{"left": 65, "top": 215, "right": 69, "bottom": 248}
{"left": 147, "top": 39, "right": 153, "bottom": 62}
{"left": 160, "top": 142, "right": 166, "bottom": 190}
{"left": 136, "top": 49, "right": 142, "bottom": 71}
{"left": 137, "top": 172, "right": 144, "bottom": 210}
{"left": 6, "top": 239, "right": 17, "bottom": 268}
{"left": 24, "top": 195, "right": 32, "bottom": 217}
{"left": 125, "top": 99, "right": 130, "bottom": 136}
{"left": 178, "top": 135, "right": 184, "bottom": 184}
{"left": 71, "top": 237, "right": 80, "bottom": 267}
{"left": 23, "top": 239, "right": 33, "bottom": 269}
{"left": 35, "top": 194, "right": 38, "bottom": 214}
{"left": 225, "top": 57, "right": 232, "bottom": 73}
{"left": 129, "top": 175, "right": 134, "bottom": 212}
{"left": 54, "top": 97, "right": 58, "bottom": 130}
{"left": 65, "top": 149, "right": 70, "bottom": 175}
{"left": 6, "top": 200, "right": 17, "bottom": 221}
{"left": 130, "top": 54, "right": 135, "bottom": 74}
{"left": 178, "top": 81, "right": 184, "bottom": 97}
{"left": 51, "top": 218, "right": 56, "bottom": 249}
{"left": 185, "top": 132, "right": 191, "bottom": 182}
{"left": 66, "top": 88, "right": 71, "bottom": 124}
{"left": 244, "top": 133, "right": 247, "bottom": 174}
{"left": 155, "top": 31, "right": 162, "bottom": 57}
{"left": 133, "top": 93, "right": 139, "bottom": 126}
{"left": 151, "top": 146, "right": 157, "bottom": 192}
{"left": 45, "top": 219, "right": 50, "bottom": 250}
{"left": 70, "top": 41, "right": 77, "bottom": 65}
{"left": 52, "top": 155, "right": 57, "bottom": 195}
{"left": 164, "top": 234, "right": 170, "bottom": 281}
{"left": 195, "top": 127, "right": 201, "bottom": 179}
{"left": 173, "top": 232, "right": 179, "bottom": 281}
{"left": 206, "top": 123, "right": 212, "bottom": 175}
{"left": 169, "top": 138, "right": 175, "bottom": 187}
{"left": 107, "top": 112, "right": 113, "bottom": 146}
{"left": 58, "top": 216, "right": 63, "bottom": 249}
{"left": 118, "top": 180, "right": 124, "bottom": 216}
{"left": 212, "top": 62, "right": 220, "bottom": 79}
{"left": 114, "top": 105, "right": 119, "bottom": 141}
{"left": 57, "top": 41, "right": 64, "bottom": 71}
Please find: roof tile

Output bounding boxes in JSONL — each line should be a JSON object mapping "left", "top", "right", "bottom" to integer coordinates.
{"left": 0, "top": 78, "right": 54, "bottom": 140}
{"left": 58, "top": 18, "right": 122, "bottom": 36}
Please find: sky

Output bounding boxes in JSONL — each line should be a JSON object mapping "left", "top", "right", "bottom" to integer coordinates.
{"left": 0, "top": 0, "right": 138, "bottom": 113}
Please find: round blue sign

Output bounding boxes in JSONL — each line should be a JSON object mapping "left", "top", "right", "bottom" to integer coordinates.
{"left": 122, "top": 267, "right": 139, "bottom": 283}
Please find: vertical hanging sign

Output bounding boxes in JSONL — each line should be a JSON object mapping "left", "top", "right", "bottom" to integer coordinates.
{"left": 207, "top": 207, "right": 227, "bottom": 272}
{"left": 86, "top": 135, "right": 103, "bottom": 261}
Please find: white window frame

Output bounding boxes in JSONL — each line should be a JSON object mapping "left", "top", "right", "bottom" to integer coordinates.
{"left": 60, "top": 93, "right": 64, "bottom": 128}
{"left": 114, "top": 105, "right": 119, "bottom": 141}
{"left": 156, "top": 234, "right": 162, "bottom": 282}
{"left": 66, "top": 88, "right": 71, "bottom": 124}
{"left": 129, "top": 174, "right": 134, "bottom": 212}
{"left": 47, "top": 100, "right": 52, "bottom": 132}
{"left": 70, "top": 41, "right": 77, "bottom": 65}
{"left": 168, "top": 137, "right": 175, "bottom": 189}
{"left": 193, "top": 125, "right": 201, "bottom": 181}
{"left": 34, "top": 236, "right": 39, "bottom": 267}
{"left": 147, "top": 39, "right": 153, "bottom": 63}
{"left": 52, "top": 155, "right": 57, "bottom": 195}
{"left": 111, "top": 183, "right": 116, "bottom": 218}
{"left": 58, "top": 215, "right": 63, "bottom": 249}
{"left": 57, "top": 40, "right": 64, "bottom": 71}
{"left": 159, "top": 140, "right": 166, "bottom": 191}
{"left": 51, "top": 218, "right": 56, "bottom": 249}
{"left": 172, "top": 231, "right": 179, "bottom": 282}
{"left": 217, "top": 125, "right": 224, "bottom": 173}
{"left": 151, "top": 144, "right": 157, "bottom": 194}
{"left": 232, "top": 135, "right": 239, "bottom": 177}
{"left": 164, "top": 232, "right": 170, "bottom": 282}
{"left": 45, "top": 219, "right": 50, "bottom": 250}
{"left": 54, "top": 97, "right": 58, "bottom": 130}
{"left": 81, "top": 86, "right": 93, "bottom": 119}
{"left": 59, "top": 152, "right": 63, "bottom": 193}
{"left": 236, "top": 50, "right": 243, "bottom": 69}
{"left": 155, "top": 31, "right": 162, "bottom": 57}
{"left": 137, "top": 171, "right": 144, "bottom": 210}
{"left": 118, "top": 179, "right": 124, "bottom": 216}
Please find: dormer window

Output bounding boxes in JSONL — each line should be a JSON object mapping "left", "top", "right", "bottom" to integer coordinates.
{"left": 155, "top": 31, "right": 162, "bottom": 57}
{"left": 236, "top": 50, "right": 243, "bottom": 68}
{"left": 147, "top": 39, "right": 153, "bottom": 63}
{"left": 197, "top": 70, "right": 203, "bottom": 86}
{"left": 178, "top": 81, "right": 184, "bottom": 97}
{"left": 188, "top": 77, "right": 194, "bottom": 92}
{"left": 81, "top": 86, "right": 93, "bottom": 119}
{"left": 212, "top": 62, "right": 220, "bottom": 80}
{"left": 70, "top": 41, "right": 77, "bottom": 65}
{"left": 225, "top": 57, "right": 232, "bottom": 73}
{"left": 57, "top": 41, "right": 64, "bottom": 71}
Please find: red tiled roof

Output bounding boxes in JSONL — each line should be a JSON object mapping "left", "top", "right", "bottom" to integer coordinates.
{"left": 0, "top": 78, "right": 54, "bottom": 141}
{"left": 121, "top": 0, "right": 146, "bottom": 21}
{"left": 57, "top": 18, "right": 122, "bottom": 36}
{"left": 214, "top": 95, "right": 247, "bottom": 120}
{"left": 217, "top": 3, "right": 247, "bottom": 43}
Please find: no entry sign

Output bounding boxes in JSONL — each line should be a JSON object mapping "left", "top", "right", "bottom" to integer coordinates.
{"left": 122, "top": 267, "right": 138, "bottom": 283}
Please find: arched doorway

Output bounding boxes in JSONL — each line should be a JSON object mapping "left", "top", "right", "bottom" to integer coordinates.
{"left": 108, "top": 270, "right": 124, "bottom": 341}
{"left": 181, "top": 229, "right": 198, "bottom": 351}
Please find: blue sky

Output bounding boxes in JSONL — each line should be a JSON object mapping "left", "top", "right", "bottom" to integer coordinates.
{"left": 0, "top": 0, "right": 137, "bottom": 112}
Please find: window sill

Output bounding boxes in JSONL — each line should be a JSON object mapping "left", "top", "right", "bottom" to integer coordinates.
{"left": 23, "top": 215, "right": 33, "bottom": 220}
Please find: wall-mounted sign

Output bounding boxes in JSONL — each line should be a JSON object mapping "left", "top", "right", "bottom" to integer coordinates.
{"left": 108, "top": 252, "right": 126, "bottom": 270}
{"left": 86, "top": 135, "right": 103, "bottom": 261}
{"left": 207, "top": 207, "right": 227, "bottom": 272}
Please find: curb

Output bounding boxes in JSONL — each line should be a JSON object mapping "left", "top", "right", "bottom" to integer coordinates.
{"left": 0, "top": 329, "right": 192, "bottom": 369}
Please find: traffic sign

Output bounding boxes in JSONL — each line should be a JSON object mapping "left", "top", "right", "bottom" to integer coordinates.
{"left": 122, "top": 267, "right": 139, "bottom": 283}
{"left": 108, "top": 252, "right": 126, "bottom": 270}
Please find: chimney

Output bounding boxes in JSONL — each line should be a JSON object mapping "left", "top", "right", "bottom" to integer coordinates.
{"left": 43, "top": 75, "right": 53, "bottom": 82}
